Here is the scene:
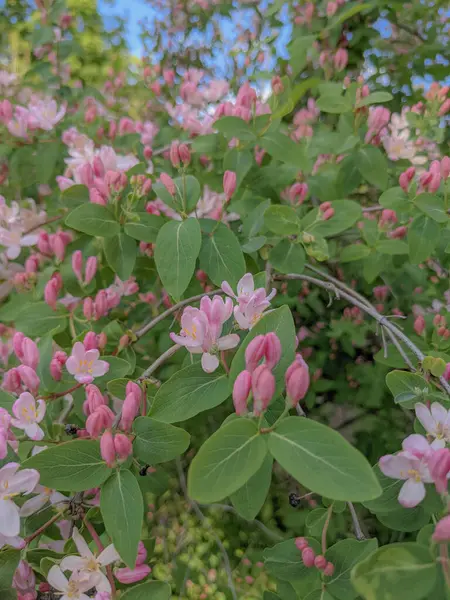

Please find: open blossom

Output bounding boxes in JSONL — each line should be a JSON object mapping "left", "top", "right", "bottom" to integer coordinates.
{"left": 29, "top": 99, "right": 66, "bottom": 130}
{"left": 415, "top": 402, "right": 450, "bottom": 447}
{"left": 47, "top": 566, "right": 96, "bottom": 600}
{"left": 60, "top": 527, "right": 119, "bottom": 593}
{"left": 20, "top": 484, "right": 67, "bottom": 517}
{"left": 0, "top": 228, "right": 39, "bottom": 260}
{"left": 11, "top": 393, "right": 46, "bottom": 441}
{"left": 379, "top": 434, "right": 434, "bottom": 508}
{"left": 0, "top": 462, "right": 40, "bottom": 539}
{"left": 66, "top": 342, "right": 109, "bottom": 384}
{"left": 222, "top": 273, "right": 276, "bottom": 330}
{"left": 170, "top": 296, "right": 239, "bottom": 372}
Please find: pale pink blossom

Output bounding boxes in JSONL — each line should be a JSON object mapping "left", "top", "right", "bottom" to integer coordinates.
{"left": 415, "top": 402, "right": 450, "bottom": 447}
{"left": 66, "top": 342, "right": 109, "bottom": 384}
{"left": 11, "top": 393, "right": 46, "bottom": 441}
{"left": 29, "top": 98, "right": 66, "bottom": 130}
{"left": 20, "top": 484, "right": 67, "bottom": 517}
{"left": 0, "top": 462, "right": 40, "bottom": 538}
{"left": 47, "top": 566, "right": 96, "bottom": 600}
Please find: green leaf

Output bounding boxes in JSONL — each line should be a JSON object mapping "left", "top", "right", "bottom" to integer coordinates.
{"left": 154, "top": 218, "right": 202, "bottom": 300}
{"left": 120, "top": 581, "right": 172, "bottom": 600}
{"left": 230, "top": 454, "right": 273, "bottom": 520}
{"left": 386, "top": 370, "right": 429, "bottom": 408}
{"left": 268, "top": 417, "right": 381, "bottom": 501}
{"left": 358, "top": 91, "right": 393, "bottom": 107}
{"left": 177, "top": 175, "right": 201, "bottom": 213}
{"left": 215, "top": 116, "right": 256, "bottom": 141}
{"left": 351, "top": 543, "right": 437, "bottom": 600}
{"left": 103, "top": 233, "right": 137, "bottom": 280}
{"left": 326, "top": 2, "right": 374, "bottom": 28}
{"left": 150, "top": 363, "right": 230, "bottom": 423}
{"left": 379, "top": 186, "right": 409, "bottom": 211}
{"left": 223, "top": 149, "right": 253, "bottom": 191}
{"left": 15, "top": 302, "right": 67, "bottom": 337}
{"left": 259, "top": 132, "right": 309, "bottom": 170}
{"left": 198, "top": 221, "right": 245, "bottom": 287}
{"left": 124, "top": 213, "right": 166, "bottom": 242}
{"left": 325, "top": 538, "right": 378, "bottom": 600}
{"left": 65, "top": 204, "right": 120, "bottom": 237}
{"left": 94, "top": 356, "right": 131, "bottom": 386}
{"left": 376, "top": 239, "right": 408, "bottom": 255}
{"left": 187, "top": 419, "right": 268, "bottom": 503}
{"left": 22, "top": 440, "right": 111, "bottom": 491}
{"left": 316, "top": 95, "right": 352, "bottom": 114}
{"left": 306, "top": 508, "right": 328, "bottom": 536}
{"left": 341, "top": 245, "right": 371, "bottom": 262}
{"left": 0, "top": 390, "right": 15, "bottom": 413}
{"left": 230, "top": 306, "right": 296, "bottom": 398}
{"left": 0, "top": 549, "right": 21, "bottom": 600}
{"left": 133, "top": 417, "right": 190, "bottom": 464}
{"left": 101, "top": 469, "right": 143, "bottom": 568}
{"left": 304, "top": 591, "right": 334, "bottom": 600}
{"left": 336, "top": 154, "right": 362, "bottom": 196}
{"left": 264, "top": 205, "right": 300, "bottom": 235}
{"left": 408, "top": 215, "right": 440, "bottom": 264}
{"left": 36, "top": 140, "right": 60, "bottom": 184}
{"left": 303, "top": 200, "right": 362, "bottom": 238}
{"left": 264, "top": 537, "right": 321, "bottom": 583}
{"left": 415, "top": 193, "right": 448, "bottom": 223}
{"left": 289, "top": 36, "right": 316, "bottom": 77}
{"left": 270, "top": 240, "right": 305, "bottom": 274}
{"left": 363, "top": 465, "right": 403, "bottom": 514}
{"left": 357, "top": 146, "right": 388, "bottom": 190}
{"left": 377, "top": 505, "right": 430, "bottom": 532}
{"left": 61, "top": 185, "right": 90, "bottom": 207}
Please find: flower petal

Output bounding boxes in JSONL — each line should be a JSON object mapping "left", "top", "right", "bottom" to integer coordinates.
{"left": 47, "top": 566, "right": 68, "bottom": 593}
{"left": 402, "top": 434, "right": 431, "bottom": 458}
{"left": 72, "top": 527, "right": 94, "bottom": 559}
{"left": 398, "top": 479, "right": 425, "bottom": 508}
{"left": 60, "top": 555, "right": 87, "bottom": 572}
{"left": 217, "top": 334, "right": 240, "bottom": 351}
{"left": 201, "top": 353, "right": 219, "bottom": 373}
{"left": 91, "top": 360, "right": 109, "bottom": 377}
{"left": 7, "top": 468, "right": 40, "bottom": 494}
{"left": 379, "top": 454, "right": 411, "bottom": 480}
{"left": 98, "top": 543, "right": 120, "bottom": 566}
{"left": 415, "top": 403, "right": 434, "bottom": 435}
{"left": 20, "top": 493, "right": 47, "bottom": 517}
{"left": 0, "top": 499, "right": 20, "bottom": 537}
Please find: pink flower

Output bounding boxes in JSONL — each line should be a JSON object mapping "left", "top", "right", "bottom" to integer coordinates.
{"left": 433, "top": 516, "right": 450, "bottom": 542}
{"left": 223, "top": 171, "right": 237, "bottom": 200}
{"left": 379, "top": 434, "right": 434, "bottom": 507}
{"left": 115, "top": 564, "right": 151, "bottom": 584}
{"left": 428, "top": 448, "right": 450, "bottom": 494}
{"left": 66, "top": 342, "right": 109, "bottom": 384}
{"left": 29, "top": 99, "right": 66, "bottom": 131}
{"left": 170, "top": 296, "right": 239, "bottom": 373}
{"left": 11, "top": 393, "right": 46, "bottom": 441}
{"left": 0, "top": 462, "right": 40, "bottom": 539}
{"left": 415, "top": 402, "right": 450, "bottom": 447}
{"left": 0, "top": 228, "right": 38, "bottom": 260}
{"left": 233, "top": 370, "right": 252, "bottom": 415}
{"left": 285, "top": 354, "right": 310, "bottom": 405}
{"left": 222, "top": 273, "right": 276, "bottom": 330}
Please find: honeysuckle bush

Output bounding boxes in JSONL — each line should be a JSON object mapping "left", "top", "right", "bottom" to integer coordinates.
{"left": 0, "top": 1, "right": 450, "bottom": 599}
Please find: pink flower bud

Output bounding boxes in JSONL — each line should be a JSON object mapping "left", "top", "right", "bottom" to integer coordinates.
{"left": 441, "top": 157, "right": 450, "bottom": 180}
{"left": 302, "top": 547, "right": 316, "bottom": 568}
{"left": 169, "top": 141, "right": 181, "bottom": 168}
{"left": 322, "top": 207, "right": 335, "bottom": 221}
{"left": 223, "top": 170, "right": 237, "bottom": 201}
{"left": 83, "top": 297, "right": 94, "bottom": 320}
{"left": 444, "top": 363, "right": 450, "bottom": 382}
{"left": 326, "top": 1, "right": 337, "bottom": 16}
{"left": 295, "top": 537, "right": 308, "bottom": 551}
{"left": 389, "top": 225, "right": 407, "bottom": 239}
{"left": 118, "top": 335, "right": 129, "bottom": 350}
{"left": 289, "top": 182, "right": 308, "bottom": 205}
{"left": 126, "top": 381, "right": 142, "bottom": 404}
{"left": 114, "top": 433, "right": 132, "bottom": 459}
{"left": 92, "top": 156, "right": 105, "bottom": 178}
{"left": 271, "top": 76, "right": 284, "bottom": 95}
{"left": 100, "top": 430, "right": 116, "bottom": 467}
{"left": 3, "top": 368, "right": 21, "bottom": 393}
{"left": 86, "top": 384, "right": 106, "bottom": 414}
{"left": 179, "top": 143, "right": 191, "bottom": 166}
{"left": 144, "top": 146, "right": 153, "bottom": 160}
{"left": 334, "top": 48, "right": 348, "bottom": 71}
{"left": 142, "top": 179, "right": 152, "bottom": 195}
{"left": 13, "top": 332, "right": 25, "bottom": 361}
{"left": 78, "top": 163, "right": 94, "bottom": 187}
{"left": 414, "top": 315, "right": 426, "bottom": 336}
{"left": 21, "top": 338, "right": 39, "bottom": 370}
{"left": 98, "top": 333, "right": 107, "bottom": 349}
{"left": 50, "top": 358, "right": 63, "bottom": 381}
{"left": 115, "top": 564, "right": 151, "bottom": 584}
{"left": 90, "top": 188, "right": 107, "bottom": 205}
{"left": 17, "top": 365, "right": 40, "bottom": 393}
{"left": 44, "top": 278, "right": 59, "bottom": 310}
{"left": 264, "top": 333, "right": 282, "bottom": 370}
{"left": 323, "top": 562, "right": 335, "bottom": 576}
{"left": 37, "top": 231, "right": 51, "bottom": 255}
{"left": 252, "top": 365, "right": 275, "bottom": 415}
{"left": 319, "top": 201, "right": 332, "bottom": 212}
{"left": 84, "top": 332, "right": 99, "bottom": 351}
{"left": 94, "top": 290, "right": 108, "bottom": 319}
{"left": 438, "top": 99, "right": 450, "bottom": 117}
{"left": 433, "top": 516, "right": 450, "bottom": 542}
{"left": 245, "top": 335, "right": 267, "bottom": 372}
{"left": 233, "top": 370, "right": 252, "bottom": 415}
{"left": 160, "top": 173, "right": 176, "bottom": 196}
{"left": 121, "top": 393, "right": 140, "bottom": 431}
{"left": 135, "top": 541, "right": 147, "bottom": 566}
{"left": 25, "top": 255, "right": 39, "bottom": 273}
{"left": 399, "top": 166, "right": 415, "bottom": 192}
{"left": 84, "top": 256, "right": 97, "bottom": 285}
{"left": 285, "top": 354, "right": 310, "bottom": 405}
{"left": 428, "top": 448, "right": 450, "bottom": 494}
{"left": 72, "top": 251, "right": 83, "bottom": 283}
{"left": 314, "top": 555, "right": 327, "bottom": 570}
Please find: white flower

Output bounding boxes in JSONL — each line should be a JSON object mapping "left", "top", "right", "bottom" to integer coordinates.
{"left": 11, "top": 392, "right": 46, "bottom": 441}
{"left": 415, "top": 402, "right": 450, "bottom": 447}
{"left": 20, "top": 484, "right": 67, "bottom": 517}
{"left": 0, "top": 462, "right": 39, "bottom": 538}
{"left": 29, "top": 99, "right": 66, "bottom": 131}
{"left": 0, "top": 227, "right": 39, "bottom": 260}
{"left": 60, "top": 527, "right": 119, "bottom": 593}
{"left": 47, "top": 566, "right": 96, "bottom": 600}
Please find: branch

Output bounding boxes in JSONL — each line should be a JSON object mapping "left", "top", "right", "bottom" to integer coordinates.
{"left": 24, "top": 214, "right": 64, "bottom": 235}
{"left": 347, "top": 502, "right": 366, "bottom": 541}
{"left": 135, "top": 289, "right": 217, "bottom": 339}
{"left": 25, "top": 510, "right": 65, "bottom": 544}
{"left": 138, "top": 344, "right": 181, "bottom": 381}
{"left": 176, "top": 459, "right": 237, "bottom": 600}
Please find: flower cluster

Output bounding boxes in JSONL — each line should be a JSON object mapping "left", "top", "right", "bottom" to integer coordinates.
{"left": 295, "top": 538, "right": 335, "bottom": 576}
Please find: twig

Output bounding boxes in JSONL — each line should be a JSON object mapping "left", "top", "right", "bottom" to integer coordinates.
{"left": 347, "top": 502, "right": 366, "bottom": 540}
{"left": 383, "top": 327, "right": 416, "bottom": 371}
{"left": 24, "top": 214, "right": 64, "bottom": 235}
{"left": 362, "top": 205, "right": 383, "bottom": 212}
{"left": 25, "top": 510, "right": 65, "bottom": 544}
{"left": 138, "top": 344, "right": 181, "bottom": 381}
{"left": 265, "top": 261, "right": 272, "bottom": 293}
{"left": 135, "top": 290, "right": 218, "bottom": 339}
{"left": 176, "top": 459, "right": 237, "bottom": 600}
{"left": 322, "top": 505, "right": 333, "bottom": 554}
{"left": 42, "top": 382, "right": 82, "bottom": 400}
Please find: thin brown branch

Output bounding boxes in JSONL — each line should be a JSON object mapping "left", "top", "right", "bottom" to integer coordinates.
{"left": 25, "top": 214, "right": 64, "bottom": 235}
{"left": 347, "top": 502, "right": 366, "bottom": 541}
{"left": 322, "top": 505, "right": 333, "bottom": 554}
{"left": 138, "top": 344, "right": 181, "bottom": 381}
{"left": 25, "top": 510, "right": 65, "bottom": 544}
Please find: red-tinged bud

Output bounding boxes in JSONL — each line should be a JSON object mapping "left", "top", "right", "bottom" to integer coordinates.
{"left": 3, "top": 368, "right": 21, "bottom": 393}
{"left": 323, "top": 562, "right": 335, "bottom": 576}
{"left": 115, "top": 565, "right": 151, "bottom": 584}
{"left": 12, "top": 332, "right": 25, "bottom": 361}
{"left": 433, "top": 516, "right": 450, "bottom": 542}
{"left": 118, "top": 335, "right": 129, "bottom": 350}
{"left": 314, "top": 555, "right": 327, "bottom": 570}
{"left": 295, "top": 537, "right": 309, "bottom": 551}
{"left": 252, "top": 365, "right": 275, "bottom": 415}
{"left": 289, "top": 182, "right": 308, "bottom": 205}
{"left": 144, "top": 146, "right": 153, "bottom": 160}
{"left": 126, "top": 381, "right": 142, "bottom": 404}
{"left": 136, "top": 541, "right": 147, "bottom": 566}
{"left": 438, "top": 99, "right": 450, "bottom": 117}
{"left": 89, "top": 187, "right": 107, "bottom": 205}
{"left": 94, "top": 290, "right": 108, "bottom": 319}
{"left": 17, "top": 365, "right": 40, "bottom": 393}
{"left": 444, "top": 363, "right": 450, "bottom": 382}
{"left": 223, "top": 170, "right": 237, "bottom": 201}
{"left": 84, "top": 256, "right": 97, "bottom": 285}
{"left": 322, "top": 207, "right": 334, "bottom": 221}
{"left": 179, "top": 143, "right": 191, "bottom": 166}
{"left": 441, "top": 157, "right": 450, "bottom": 180}
{"left": 428, "top": 448, "right": 450, "bottom": 494}
{"left": 264, "top": 332, "right": 282, "bottom": 370}
{"left": 302, "top": 547, "right": 316, "bottom": 568}
{"left": 21, "top": 338, "right": 39, "bottom": 370}
{"left": 319, "top": 202, "right": 332, "bottom": 212}
{"left": 389, "top": 226, "right": 407, "bottom": 239}
{"left": 142, "top": 178, "right": 152, "bottom": 195}
{"left": 25, "top": 255, "right": 40, "bottom": 273}
{"left": 100, "top": 430, "right": 116, "bottom": 467}
{"left": 245, "top": 335, "right": 266, "bottom": 372}
{"left": 334, "top": 48, "right": 348, "bottom": 71}
{"left": 121, "top": 393, "right": 140, "bottom": 431}
{"left": 37, "top": 231, "right": 51, "bottom": 255}
{"left": 72, "top": 250, "right": 83, "bottom": 283}
{"left": 399, "top": 166, "right": 416, "bottom": 192}
{"left": 84, "top": 332, "right": 98, "bottom": 351}
{"left": 413, "top": 315, "right": 426, "bottom": 336}
{"left": 98, "top": 332, "right": 107, "bottom": 349}
{"left": 86, "top": 384, "right": 106, "bottom": 414}
{"left": 50, "top": 358, "right": 63, "bottom": 381}
{"left": 232, "top": 370, "right": 252, "bottom": 415}
{"left": 83, "top": 297, "right": 94, "bottom": 320}
{"left": 285, "top": 354, "right": 310, "bottom": 405}
{"left": 114, "top": 433, "right": 133, "bottom": 459}
{"left": 271, "top": 76, "right": 284, "bottom": 95}
{"left": 160, "top": 173, "right": 176, "bottom": 195}
{"left": 92, "top": 156, "right": 105, "bottom": 178}
{"left": 169, "top": 141, "right": 181, "bottom": 168}
{"left": 44, "top": 278, "right": 59, "bottom": 310}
